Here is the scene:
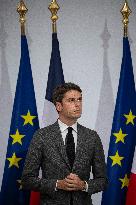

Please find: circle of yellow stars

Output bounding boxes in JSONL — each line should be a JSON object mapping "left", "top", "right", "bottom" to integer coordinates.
{"left": 109, "top": 109, "right": 136, "bottom": 190}
{"left": 7, "top": 110, "right": 37, "bottom": 169}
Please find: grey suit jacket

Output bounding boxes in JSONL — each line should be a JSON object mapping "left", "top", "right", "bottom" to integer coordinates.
{"left": 22, "top": 121, "right": 107, "bottom": 205}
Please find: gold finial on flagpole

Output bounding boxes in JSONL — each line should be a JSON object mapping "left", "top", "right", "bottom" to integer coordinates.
{"left": 120, "top": 0, "right": 132, "bottom": 37}
{"left": 17, "top": 0, "right": 28, "bottom": 35}
{"left": 48, "top": 0, "right": 60, "bottom": 33}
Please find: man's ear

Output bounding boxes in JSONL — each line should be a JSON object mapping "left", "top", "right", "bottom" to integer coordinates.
{"left": 56, "top": 102, "right": 62, "bottom": 112}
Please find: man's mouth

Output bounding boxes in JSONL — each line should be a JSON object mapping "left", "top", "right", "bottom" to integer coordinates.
{"left": 74, "top": 110, "right": 80, "bottom": 113}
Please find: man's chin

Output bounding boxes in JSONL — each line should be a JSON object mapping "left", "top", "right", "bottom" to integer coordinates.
{"left": 72, "top": 114, "right": 81, "bottom": 119}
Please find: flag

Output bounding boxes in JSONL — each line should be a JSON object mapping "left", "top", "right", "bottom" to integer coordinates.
{"left": 29, "top": 191, "right": 40, "bottom": 205}
{"left": 42, "top": 32, "right": 65, "bottom": 127}
{"left": 0, "top": 35, "right": 39, "bottom": 205}
{"left": 126, "top": 147, "right": 136, "bottom": 205}
{"left": 101, "top": 37, "right": 136, "bottom": 205}
{"left": 29, "top": 32, "right": 65, "bottom": 205}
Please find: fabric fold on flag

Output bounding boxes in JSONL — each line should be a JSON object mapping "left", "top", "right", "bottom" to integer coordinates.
{"left": 0, "top": 35, "right": 39, "bottom": 205}
{"left": 101, "top": 37, "right": 136, "bottom": 205}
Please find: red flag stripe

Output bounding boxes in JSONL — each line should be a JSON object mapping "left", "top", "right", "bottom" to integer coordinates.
{"left": 126, "top": 173, "right": 136, "bottom": 205}
{"left": 29, "top": 191, "right": 40, "bottom": 205}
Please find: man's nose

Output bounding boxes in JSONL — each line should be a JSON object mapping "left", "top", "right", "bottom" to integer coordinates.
{"left": 74, "top": 100, "right": 81, "bottom": 106}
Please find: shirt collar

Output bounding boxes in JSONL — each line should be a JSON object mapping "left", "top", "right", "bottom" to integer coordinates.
{"left": 58, "top": 119, "right": 77, "bottom": 133}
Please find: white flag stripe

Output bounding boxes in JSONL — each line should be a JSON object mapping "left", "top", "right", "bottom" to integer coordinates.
{"left": 42, "top": 99, "right": 58, "bottom": 128}
{"left": 131, "top": 146, "right": 136, "bottom": 174}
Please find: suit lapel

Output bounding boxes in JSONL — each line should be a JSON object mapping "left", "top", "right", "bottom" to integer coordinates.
{"left": 52, "top": 121, "right": 71, "bottom": 169}
{"left": 73, "top": 123, "right": 85, "bottom": 169}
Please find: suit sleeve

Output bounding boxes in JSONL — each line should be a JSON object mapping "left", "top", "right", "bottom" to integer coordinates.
{"left": 87, "top": 131, "right": 108, "bottom": 195}
{"left": 21, "top": 129, "right": 57, "bottom": 195}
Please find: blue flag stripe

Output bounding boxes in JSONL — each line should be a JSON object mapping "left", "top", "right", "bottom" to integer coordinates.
{"left": 45, "top": 33, "right": 65, "bottom": 102}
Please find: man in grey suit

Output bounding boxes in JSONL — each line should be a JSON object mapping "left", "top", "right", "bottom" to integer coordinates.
{"left": 22, "top": 82, "right": 107, "bottom": 205}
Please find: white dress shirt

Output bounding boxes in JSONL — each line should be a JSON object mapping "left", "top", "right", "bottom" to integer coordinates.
{"left": 58, "top": 119, "right": 77, "bottom": 151}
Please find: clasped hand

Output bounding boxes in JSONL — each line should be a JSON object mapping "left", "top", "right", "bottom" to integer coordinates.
{"left": 57, "top": 173, "right": 85, "bottom": 191}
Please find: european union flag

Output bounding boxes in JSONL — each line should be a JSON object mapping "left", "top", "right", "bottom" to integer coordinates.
{"left": 102, "top": 37, "right": 136, "bottom": 205}
{"left": 101, "top": 37, "right": 136, "bottom": 205}
{"left": 0, "top": 35, "right": 39, "bottom": 205}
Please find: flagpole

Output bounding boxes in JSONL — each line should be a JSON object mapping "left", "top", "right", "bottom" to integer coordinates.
{"left": 17, "top": 0, "right": 28, "bottom": 35}
{"left": 48, "top": 0, "right": 60, "bottom": 33}
{"left": 120, "top": 0, "right": 132, "bottom": 37}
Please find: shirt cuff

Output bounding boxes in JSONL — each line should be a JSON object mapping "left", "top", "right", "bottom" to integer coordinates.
{"left": 82, "top": 181, "right": 88, "bottom": 192}
{"left": 55, "top": 180, "right": 58, "bottom": 191}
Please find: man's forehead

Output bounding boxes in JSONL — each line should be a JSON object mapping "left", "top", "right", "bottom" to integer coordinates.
{"left": 64, "top": 90, "right": 82, "bottom": 98}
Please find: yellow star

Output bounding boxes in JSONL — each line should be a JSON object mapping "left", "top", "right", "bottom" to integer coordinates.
{"left": 113, "top": 128, "right": 128, "bottom": 143}
{"left": 10, "top": 129, "right": 25, "bottom": 145}
{"left": 17, "top": 180, "right": 23, "bottom": 190}
{"left": 109, "top": 151, "right": 124, "bottom": 166}
{"left": 21, "top": 110, "right": 36, "bottom": 126}
{"left": 7, "top": 153, "right": 22, "bottom": 168}
{"left": 119, "top": 174, "right": 129, "bottom": 189}
{"left": 124, "top": 110, "right": 136, "bottom": 125}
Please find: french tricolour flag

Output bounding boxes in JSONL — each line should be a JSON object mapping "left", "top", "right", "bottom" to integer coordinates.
{"left": 29, "top": 32, "right": 65, "bottom": 205}
{"left": 42, "top": 32, "right": 65, "bottom": 127}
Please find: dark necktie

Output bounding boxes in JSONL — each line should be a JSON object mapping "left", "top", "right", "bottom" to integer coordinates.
{"left": 66, "top": 127, "right": 75, "bottom": 205}
{"left": 66, "top": 127, "right": 75, "bottom": 169}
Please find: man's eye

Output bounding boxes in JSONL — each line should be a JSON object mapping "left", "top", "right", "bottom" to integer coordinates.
{"left": 78, "top": 98, "right": 82, "bottom": 102}
{"left": 69, "top": 98, "right": 74, "bottom": 102}
{"left": 67, "top": 98, "right": 82, "bottom": 103}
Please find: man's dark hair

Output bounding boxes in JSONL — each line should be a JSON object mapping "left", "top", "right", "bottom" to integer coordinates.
{"left": 52, "top": 82, "right": 82, "bottom": 105}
